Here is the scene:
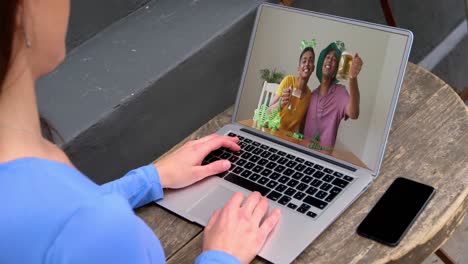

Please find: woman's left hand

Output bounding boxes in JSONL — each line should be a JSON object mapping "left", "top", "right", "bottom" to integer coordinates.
{"left": 349, "top": 53, "right": 363, "bottom": 79}
{"left": 154, "top": 134, "right": 240, "bottom": 189}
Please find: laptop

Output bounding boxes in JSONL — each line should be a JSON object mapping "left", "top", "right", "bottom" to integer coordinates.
{"left": 158, "top": 4, "right": 412, "bottom": 263}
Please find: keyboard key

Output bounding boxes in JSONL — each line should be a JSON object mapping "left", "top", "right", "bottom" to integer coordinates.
{"left": 245, "top": 145, "right": 255, "bottom": 152}
{"left": 240, "top": 170, "right": 252, "bottom": 178}
{"left": 232, "top": 166, "right": 243, "bottom": 175}
{"left": 275, "top": 184, "right": 287, "bottom": 192}
{"left": 244, "top": 138, "right": 252, "bottom": 144}
{"left": 295, "top": 164, "right": 306, "bottom": 172}
{"left": 284, "top": 188, "right": 296, "bottom": 196}
{"left": 268, "top": 154, "right": 280, "bottom": 162}
{"left": 228, "top": 156, "right": 238, "bottom": 163}
{"left": 277, "top": 151, "right": 287, "bottom": 156}
{"left": 315, "top": 190, "right": 327, "bottom": 199}
{"left": 333, "top": 171, "right": 344, "bottom": 178}
{"left": 320, "top": 183, "right": 332, "bottom": 191}
{"left": 245, "top": 162, "right": 255, "bottom": 170}
{"left": 258, "top": 177, "right": 269, "bottom": 185}
{"left": 292, "top": 172, "right": 304, "bottom": 180}
{"left": 278, "top": 196, "right": 292, "bottom": 205}
{"left": 269, "top": 172, "right": 281, "bottom": 180}
{"left": 295, "top": 157, "right": 305, "bottom": 163}
{"left": 330, "top": 187, "right": 342, "bottom": 194}
{"left": 322, "top": 174, "right": 334, "bottom": 183}
{"left": 266, "top": 181, "right": 278, "bottom": 189}
{"left": 269, "top": 147, "right": 278, "bottom": 153}
{"left": 294, "top": 192, "right": 306, "bottom": 200}
{"left": 286, "top": 160, "right": 298, "bottom": 168}
{"left": 287, "top": 203, "right": 298, "bottom": 209}
{"left": 249, "top": 173, "right": 261, "bottom": 181}
{"left": 286, "top": 154, "right": 296, "bottom": 160}
{"left": 241, "top": 152, "right": 252, "bottom": 159}
{"left": 224, "top": 173, "right": 270, "bottom": 196}
{"left": 304, "top": 195, "right": 328, "bottom": 210}
{"left": 343, "top": 175, "right": 354, "bottom": 182}
{"left": 236, "top": 159, "right": 247, "bottom": 166}
{"left": 325, "top": 192, "right": 338, "bottom": 202}
{"left": 266, "top": 161, "right": 277, "bottom": 169}
{"left": 278, "top": 176, "right": 289, "bottom": 184}
{"left": 220, "top": 152, "right": 231, "bottom": 159}
{"left": 304, "top": 167, "right": 316, "bottom": 175}
{"left": 286, "top": 179, "right": 299, "bottom": 188}
{"left": 260, "top": 144, "right": 269, "bottom": 150}
{"left": 283, "top": 168, "right": 294, "bottom": 176}
{"left": 297, "top": 204, "right": 311, "bottom": 214}
{"left": 258, "top": 158, "right": 269, "bottom": 166}
{"left": 313, "top": 171, "right": 325, "bottom": 179}
{"left": 297, "top": 183, "right": 308, "bottom": 191}
{"left": 239, "top": 142, "right": 248, "bottom": 149}
{"left": 237, "top": 136, "right": 244, "bottom": 140}
{"left": 332, "top": 178, "right": 349, "bottom": 188}
{"left": 212, "top": 149, "right": 223, "bottom": 156}
{"left": 252, "top": 165, "right": 263, "bottom": 173}
{"left": 252, "top": 141, "right": 260, "bottom": 146}
{"left": 324, "top": 168, "right": 334, "bottom": 174}
{"left": 313, "top": 164, "right": 324, "bottom": 170}
{"left": 249, "top": 155, "right": 260, "bottom": 163}
{"left": 252, "top": 148, "right": 263, "bottom": 155}
{"left": 267, "top": 191, "right": 282, "bottom": 201}
{"left": 311, "top": 179, "right": 322, "bottom": 187}
{"left": 277, "top": 157, "right": 288, "bottom": 165}
{"left": 228, "top": 132, "right": 237, "bottom": 137}
{"left": 305, "top": 161, "right": 314, "bottom": 167}
{"left": 301, "top": 176, "right": 313, "bottom": 184}
{"left": 306, "top": 187, "right": 318, "bottom": 195}
{"left": 306, "top": 211, "right": 317, "bottom": 218}
{"left": 260, "top": 168, "right": 272, "bottom": 177}
{"left": 260, "top": 151, "right": 271, "bottom": 158}
{"left": 274, "top": 165, "right": 286, "bottom": 173}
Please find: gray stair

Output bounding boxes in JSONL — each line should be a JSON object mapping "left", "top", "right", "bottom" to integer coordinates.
{"left": 37, "top": 0, "right": 271, "bottom": 184}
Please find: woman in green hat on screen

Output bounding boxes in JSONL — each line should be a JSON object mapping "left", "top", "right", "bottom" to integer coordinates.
{"left": 303, "top": 42, "right": 363, "bottom": 154}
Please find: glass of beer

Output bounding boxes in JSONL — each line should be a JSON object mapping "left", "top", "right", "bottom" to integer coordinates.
{"left": 337, "top": 51, "right": 353, "bottom": 81}
{"left": 288, "top": 87, "right": 301, "bottom": 111}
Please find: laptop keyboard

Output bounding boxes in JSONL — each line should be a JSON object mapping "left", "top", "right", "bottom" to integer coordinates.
{"left": 202, "top": 132, "right": 355, "bottom": 219}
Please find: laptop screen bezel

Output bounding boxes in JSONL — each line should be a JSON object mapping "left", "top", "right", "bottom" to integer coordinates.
{"left": 231, "top": 4, "right": 413, "bottom": 177}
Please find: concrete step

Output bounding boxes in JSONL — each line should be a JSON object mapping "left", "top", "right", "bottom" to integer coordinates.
{"left": 37, "top": 0, "right": 271, "bottom": 184}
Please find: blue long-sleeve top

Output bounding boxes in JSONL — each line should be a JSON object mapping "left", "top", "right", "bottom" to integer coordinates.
{"left": 0, "top": 158, "right": 240, "bottom": 264}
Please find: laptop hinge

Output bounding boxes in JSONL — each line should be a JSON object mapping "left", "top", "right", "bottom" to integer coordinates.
{"left": 240, "top": 128, "right": 357, "bottom": 172}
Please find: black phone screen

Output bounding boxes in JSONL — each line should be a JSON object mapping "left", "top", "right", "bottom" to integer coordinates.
{"left": 357, "top": 177, "right": 435, "bottom": 246}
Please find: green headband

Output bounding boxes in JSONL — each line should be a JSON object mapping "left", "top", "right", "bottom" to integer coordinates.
{"left": 300, "top": 39, "right": 317, "bottom": 51}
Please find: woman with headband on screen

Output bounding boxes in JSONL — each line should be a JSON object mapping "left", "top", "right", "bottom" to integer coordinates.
{"left": 267, "top": 41, "right": 316, "bottom": 133}
{"left": 303, "top": 42, "right": 363, "bottom": 154}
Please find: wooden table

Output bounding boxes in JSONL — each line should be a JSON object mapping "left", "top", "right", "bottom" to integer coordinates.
{"left": 136, "top": 63, "right": 468, "bottom": 263}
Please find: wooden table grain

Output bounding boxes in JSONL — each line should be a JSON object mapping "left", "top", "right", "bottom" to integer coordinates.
{"left": 136, "top": 63, "right": 468, "bottom": 263}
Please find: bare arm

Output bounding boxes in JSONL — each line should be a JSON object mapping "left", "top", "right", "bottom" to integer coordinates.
{"left": 345, "top": 54, "right": 363, "bottom": 119}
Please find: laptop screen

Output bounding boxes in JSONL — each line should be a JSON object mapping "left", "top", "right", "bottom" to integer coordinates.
{"left": 234, "top": 5, "right": 411, "bottom": 173}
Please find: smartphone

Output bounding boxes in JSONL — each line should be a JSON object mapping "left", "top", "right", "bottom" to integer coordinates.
{"left": 356, "top": 177, "right": 435, "bottom": 246}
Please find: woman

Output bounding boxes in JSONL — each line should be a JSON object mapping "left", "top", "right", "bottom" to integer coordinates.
{"left": 267, "top": 46, "right": 315, "bottom": 133}
{"left": 0, "top": 0, "right": 280, "bottom": 263}
{"left": 303, "top": 42, "right": 363, "bottom": 153}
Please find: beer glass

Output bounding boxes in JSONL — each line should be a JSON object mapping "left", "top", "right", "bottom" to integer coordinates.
{"left": 337, "top": 51, "right": 353, "bottom": 81}
{"left": 288, "top": 87, "right": 301, "bottom": 111}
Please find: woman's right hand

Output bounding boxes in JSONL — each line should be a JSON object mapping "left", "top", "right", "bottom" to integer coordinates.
{"left": 202, "top": 192, "right": 281, "bottom": 264}
{"left": 280, "top": 87, "right": 292, "bottom": 108}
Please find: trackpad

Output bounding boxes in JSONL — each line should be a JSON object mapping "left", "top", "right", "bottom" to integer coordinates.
{"left": 187, "top": 186, "right": 236, "bottom": 225}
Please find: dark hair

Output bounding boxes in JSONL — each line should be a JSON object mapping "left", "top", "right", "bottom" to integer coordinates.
{"left": 0, "top": 0, "right": 19, "bottom": 91}
{"left": 299, "top": 47, "right": 315, "bottom": 63}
